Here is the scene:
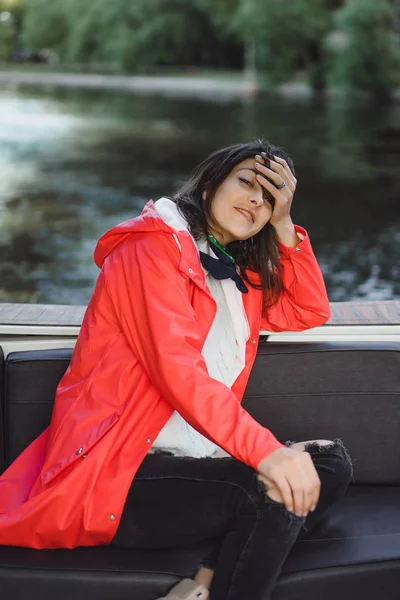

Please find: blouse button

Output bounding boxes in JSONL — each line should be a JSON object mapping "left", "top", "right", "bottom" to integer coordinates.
{"left": 146, "top": 438, "right": 152, "bottom": 444}
{"left": 109, "top": 514, "right": 116, "bottom": 521}
{"left": 76, "top": 447, "right": 83, "bottom": 455}
{"left": 250, "top": 339, "right": 257, "bottom": 344}
{"left": 295, "top": 247, "right": 301, "bottom": 253}
{"left": 188, "top": 268, "right": 193, "bottom": 274}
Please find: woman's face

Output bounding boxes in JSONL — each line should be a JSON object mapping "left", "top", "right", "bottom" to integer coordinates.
{"left": 205, "top": 158, "right": 273, "bottom": 245}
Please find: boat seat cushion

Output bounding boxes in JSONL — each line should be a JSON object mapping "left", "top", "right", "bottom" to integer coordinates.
{"left": 4, "top": 342, "right": 400, "bottom": 484}
{"left": 1, "top": 343, "right": 400, "bottom": 599}
{"left": 0, "top": 485, "right": 399, "bottom": 600}
{"left": 4, "top": 348, "right": 72, "bottom": 468}
{"left": 243, "top": 341, "right": 400, "bottom": 484}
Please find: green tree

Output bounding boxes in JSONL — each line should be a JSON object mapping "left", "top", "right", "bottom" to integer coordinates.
{"left": 0, "top": 0, "right": 24, "bottom": 61}
{"left": 21, "top": 0, "right": 223, "bottom": 73}
{"left": 21, "top": 0, "right": 69, "bottom": 55}
{"left": 87, "top": 0, "right": 218, "bottom": 73}
{"left": 0, "top": 19, "right": 12, "bottom": 61}
{"left": 200, "top": 0, "right": 332, "bottom": 89}
{"left": 198, "top": 0, "right": 257, "bottom": 82}
{"left": 326, "top": 0, "right": 400, "bottom": 101}
{"left": 242, "top": 0, "right": 331, "bottom": 86}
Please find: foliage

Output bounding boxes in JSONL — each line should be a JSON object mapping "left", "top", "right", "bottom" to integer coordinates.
{"left": 93, "top": 0, "right": 218, "bottom": 72}
{"left": 197, "top": 0, "right": 240, "bottom": 35}
{"left": 0, "top": 0, "right": 22, "bottom": 8}
{"left": 326, "top": 0, "right": 400, "bottom": 96}
{"left": 0, "top": 0, "right": 23, "bottom": 60}
{"left": 21, "top": 0, "right": 224, "bottom": 72}
{"left": 21, "top": 0, "right": 69, "bottom": 54}
{"left": 236, "top": 0, "right": 331, "bottom": 84}
{"left": 20, "top": 0, "right": 331, "bottom": 79}
{"left": 14, "top": 0, "right": 400, "bottom": 94}
{"left": 0, "top": 20, "right": 12, "bottom": 61}
{"left": 199, "top": 0, "right": 332, "bottom": 84}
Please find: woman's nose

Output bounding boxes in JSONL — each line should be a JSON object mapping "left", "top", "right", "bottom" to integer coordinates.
{"left": 250, "top": 193, "right": 263, "bottom": 207}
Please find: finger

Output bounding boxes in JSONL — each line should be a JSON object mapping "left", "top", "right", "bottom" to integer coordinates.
{"left": 292, "top": 482, "right": 305, "bottom": 517}
{"left": 271, "top": 155, "right": 297, "bottom": 187}
{"left": 304, "top": 455, "right": 321, "bottom": 510}
{"left": 272, "top": 155, "right": 293, "bottom": 176}
{"left": 259, "top": 152, "right": 270, "bottom": 169}
{"left": 290, "top": 468, "right": 308, "bottom": 516}
{"left": 294, "top": 444, "right": 320, "bottom": 511}
{"left": 254, "top": 158, "right": 289, "bottom": 190}
{"left": 309, "top": 464, "right": 321, "bottom": 509}
{"left": 273, "top": 474, "right": 295, "bottom": 514}
{"left": 285, "top": 455, "right": 306, "bottom": 517}
{"left": 255, "top": 173, "right": 286, "bottom": 202}
{"left": 269, "top": 159, "right": 295, "bottom": 188}
{"left": 300, "top": 464, "right": 317, "bottom": 514}
{"left": 272, "top": 155, "right": 290, "bottom": 171}
{"left": 303, "top": 479, "right": 315, "bottom": 514}
{"left": 257, "top": 160, "right": 296, "bottom": 196}
{"left": 290, "top": 456, "right": 315, "bottom": 515}
{"left": 257, "top": 154, "right": 294, "bottom": 190}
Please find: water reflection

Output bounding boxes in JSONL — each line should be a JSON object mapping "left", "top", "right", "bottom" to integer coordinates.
{"left": 0, "top": 85, "right": 399, "bottom": 304}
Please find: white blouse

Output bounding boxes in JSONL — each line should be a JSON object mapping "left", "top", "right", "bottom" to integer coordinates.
{"left": 149, "top": 197, "right": 250, "bottom": 458}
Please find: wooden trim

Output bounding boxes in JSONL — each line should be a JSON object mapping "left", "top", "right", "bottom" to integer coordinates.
{"left": 0, "top": 300, "right": 399, "bottom": 327}
{"left": 328, "top": 300, "right": 400, "bottom": 325}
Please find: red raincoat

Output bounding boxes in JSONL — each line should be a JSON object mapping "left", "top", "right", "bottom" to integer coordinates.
{"left": 0, "top": 200, "right": 330, "bottom": 549}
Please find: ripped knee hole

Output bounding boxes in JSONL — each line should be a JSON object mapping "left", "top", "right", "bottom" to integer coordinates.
{"left": 290, "top": 439, "right": 334, "bottom": 452}
{"left": 257, "top": 473, "right": 284, "bottom": 504}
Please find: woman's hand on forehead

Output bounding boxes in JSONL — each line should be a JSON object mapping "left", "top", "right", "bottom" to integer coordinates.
{"left": 253, "top": 153, "right": 297, "bottom": 228}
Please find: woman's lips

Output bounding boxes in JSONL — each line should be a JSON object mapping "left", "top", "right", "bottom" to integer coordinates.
{"left": 235, "top": 207, "right": 254, "bottom": 223}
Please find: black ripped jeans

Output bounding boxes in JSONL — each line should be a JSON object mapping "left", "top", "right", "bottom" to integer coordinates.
{"left": 111, "top": 438, "right": 353, "bottom": 600}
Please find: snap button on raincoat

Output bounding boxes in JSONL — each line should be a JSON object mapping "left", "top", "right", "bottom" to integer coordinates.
{"left": 0, "top": 200, "right": 330, "bottom": 549}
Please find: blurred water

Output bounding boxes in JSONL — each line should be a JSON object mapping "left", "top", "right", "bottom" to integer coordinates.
{"left": 0, "top": 85, "right": 399, "bottom": 304}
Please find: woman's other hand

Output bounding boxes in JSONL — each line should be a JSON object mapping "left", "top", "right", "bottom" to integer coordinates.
{"left": 257, "top": 446, "right": 320, "bottom": 517}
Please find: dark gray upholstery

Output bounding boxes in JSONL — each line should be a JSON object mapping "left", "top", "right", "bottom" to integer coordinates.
{"left": 4, "top": 349, "right": 71, "bottom": 467}
{"left": 0, "top": 341, "right": 400, "bottom": 600}
{"left": 0, "top": 485, "right": 400, "bottom": 600}
{"left": 5, "top": 343, "right": 400, "bottom": 482}
{"left": 243, "top": 341, "right": 400, "bottom": 484}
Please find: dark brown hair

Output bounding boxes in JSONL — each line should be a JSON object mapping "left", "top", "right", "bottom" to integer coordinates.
{"left": 171, "top": 139, "right": 296, "bottom": 313}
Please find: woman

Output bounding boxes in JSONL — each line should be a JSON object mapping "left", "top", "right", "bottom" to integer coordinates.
{"left": 0, "top": 140, "right": 353, "bottom": 600}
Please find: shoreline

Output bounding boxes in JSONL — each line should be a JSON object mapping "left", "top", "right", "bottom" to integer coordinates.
{"left": 2, "top": 70, "right": 398, "bottom": 102}
{"left": 0, "top": 71, "right": 262, "bottom": 101}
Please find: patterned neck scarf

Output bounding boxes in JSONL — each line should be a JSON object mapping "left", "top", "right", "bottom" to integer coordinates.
{"left": 199, "top": 235, "right": 248, "bottom": 294}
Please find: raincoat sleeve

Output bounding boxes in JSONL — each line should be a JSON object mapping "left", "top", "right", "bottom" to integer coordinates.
{"left": 103, "top": 233, "right": 285, "bottom": 470}
{"left": 260, "top": 225, "right": 331, "bottom": 332}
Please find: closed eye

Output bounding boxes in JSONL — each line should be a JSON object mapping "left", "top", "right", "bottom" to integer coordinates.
{"left": 239, "top": 176, "right": 252, "bottom": 187}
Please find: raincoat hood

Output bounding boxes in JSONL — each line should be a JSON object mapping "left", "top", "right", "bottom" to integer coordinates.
{"left": 94, "top": 198, "right": 193, "bottom": 269}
